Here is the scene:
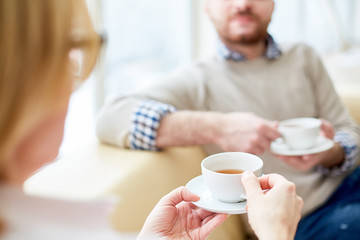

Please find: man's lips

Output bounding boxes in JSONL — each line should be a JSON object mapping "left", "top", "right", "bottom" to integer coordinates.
{"left": 231, "top": 14, "right": 256, "bottom": 23}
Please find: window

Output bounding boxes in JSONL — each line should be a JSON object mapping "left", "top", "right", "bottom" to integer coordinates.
{"left": 60, "top": 0, "right": 194, "bottom": 155}
{"left": 101, "top": 0, "right": 193, "bottom": 102}
{"left": 269, "top": 0, "right": 359, "bottom": 53}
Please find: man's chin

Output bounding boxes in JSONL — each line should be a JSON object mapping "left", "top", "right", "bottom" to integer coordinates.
{"left": 226, "top": 29, "right": 267, "bottom": 44}
{"left": 229, "top": 34, "right": 264, "bottom": 45}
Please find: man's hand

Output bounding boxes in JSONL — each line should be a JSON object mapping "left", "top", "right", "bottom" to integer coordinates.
{"left": 156, "top": 111, "right": 279, "bottom": 155}
{"left": 215, "top": 112, "right": 280, "bottom": 155}
{"left": 274, "top": 119, "right": 344, "bottom": 171}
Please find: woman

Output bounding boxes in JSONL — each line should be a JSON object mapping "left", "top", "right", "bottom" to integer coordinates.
{"left": 0, "top": 0, "right": 302, "bottom": 239}
{"left": 0, "top": 0, "right": 227, "bottom": 238}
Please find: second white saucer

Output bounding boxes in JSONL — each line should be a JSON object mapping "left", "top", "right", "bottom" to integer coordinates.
{"left": 271, "top": 136, "right": 334, "bottom": 156}
{"left": 185, "top": 175, "right": 247, "bottom": 215}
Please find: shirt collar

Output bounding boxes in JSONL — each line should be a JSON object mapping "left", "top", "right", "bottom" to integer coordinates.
{"left": 217, "top": 34, "right": 282, "bottom": 61}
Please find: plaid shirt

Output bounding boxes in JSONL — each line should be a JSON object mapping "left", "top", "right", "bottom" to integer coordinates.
{"left": 129, "top": 100, "right": 176, "bottom": 151}
{"left": 128, "top": 35, "right": 359, "bottom": 176}
{"left": 218, "top": 34, "right": 282, "bottom": 61}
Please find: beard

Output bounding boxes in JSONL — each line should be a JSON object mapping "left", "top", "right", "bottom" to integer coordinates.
{"left": 228, "top": 27, "right": 268, "bottom": 45}
{"left": 221, "top": 10, "right": 270, "bottom": 45}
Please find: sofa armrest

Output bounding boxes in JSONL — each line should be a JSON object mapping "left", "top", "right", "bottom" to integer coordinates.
{"left": 339, "top": 90, "right": 360, "bottom": 126}
{"left": 323, "top": 56, "right": 360, "bottom": 125}
{"left": 24, "top": 141, "right": 244, "bottom": 240}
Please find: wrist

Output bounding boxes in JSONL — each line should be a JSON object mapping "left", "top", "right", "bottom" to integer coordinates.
{"left": 321, "top": 143, "right": 344, "bottom": 168}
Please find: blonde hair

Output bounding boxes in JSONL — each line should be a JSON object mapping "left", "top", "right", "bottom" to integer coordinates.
{"left": 0, "top": 0, "right": 97, "bottom": 177}
{"left": 0, "top": 0, "right": 99, "bottom": 234}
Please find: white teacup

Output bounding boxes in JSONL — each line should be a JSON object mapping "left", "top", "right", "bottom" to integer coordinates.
{"left": 201, "top": 152, "right": 263, "bottom": 203}
{"left": 278, "top": 118, "right": 321, "bottom": 150}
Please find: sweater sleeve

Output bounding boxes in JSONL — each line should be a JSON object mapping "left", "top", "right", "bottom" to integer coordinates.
{"left": 96, "top": 97, "right": 141, "bottom": 148}
{"left": 96, "top": 63, "right": 208, "bottom": 148}
{"left": 305, "top": 46, "right": 360, "bottom": 173}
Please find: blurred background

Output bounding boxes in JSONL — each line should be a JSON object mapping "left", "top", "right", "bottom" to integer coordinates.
{"left": 60, "top": 0, "right": 360, "bottom": 155}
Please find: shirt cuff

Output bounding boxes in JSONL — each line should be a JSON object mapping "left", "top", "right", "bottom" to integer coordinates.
{"left": 317, "top": 131, "right": 359, "bottom": 176}
{"left": 129, "top": 100, "right": 176, "bottom": 151}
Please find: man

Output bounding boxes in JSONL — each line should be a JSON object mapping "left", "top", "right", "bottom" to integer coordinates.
{"left": 96, "top": 0, "right": 360, "bottom": 239}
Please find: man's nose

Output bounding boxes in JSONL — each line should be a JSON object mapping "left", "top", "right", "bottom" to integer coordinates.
{"left": 232, "top": 0, "right": 252, "bottom": 9}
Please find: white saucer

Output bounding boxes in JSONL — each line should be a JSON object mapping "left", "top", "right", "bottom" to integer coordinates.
{"left": 185, "top": 175, "right": 247, "bottom": 215}
{"left": 270, "top": 136, "right": 334, "bottom": 156}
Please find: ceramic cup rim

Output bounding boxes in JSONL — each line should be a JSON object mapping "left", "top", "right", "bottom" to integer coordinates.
{"left": 278, "top": 117, "right": 321, "bottom": 132}
{"left": 201, "top": 152, "right": 263, "bottom": 175}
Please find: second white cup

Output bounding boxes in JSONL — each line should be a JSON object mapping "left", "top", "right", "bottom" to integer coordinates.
{"left": 278, "top": 118, "right": 321, "bottom": 150}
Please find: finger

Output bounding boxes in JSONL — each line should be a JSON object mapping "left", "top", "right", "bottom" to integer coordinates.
{"left": 197, "top": 208, "right": 219, "bottom": 219}
{"left": 241, "top": 171, "right": 263, "bottom": 198}
{"left": 202, "top": 212, "right": 228, "bottom": 225}
{"left": 200, "top": 213, "right": 228, "bottom": 238}
{"left": 256, "top": 136, "right": 272, "bottom": 153}
{"left": 257, "top": 173, "right": 289, "bottom": 190}
{"left": 262, "top": 121, "right": 281, "bottom": 141}
{"left": 297, "top": 196, "right": 304, "bottom": 211}
{"left": 320, "top": 119, "right": 334, "bottom": 139}
{"left": 257, "top": 174, "right": 272, "bottom": 190}
{"left": 189, "top": 202, "right": 200, "bottom": 210}
{"left": 160, "top": 186, "right": 200, "bottom": 206}
{"left": 302, "top": 154, "right": 316, "bottom": 162}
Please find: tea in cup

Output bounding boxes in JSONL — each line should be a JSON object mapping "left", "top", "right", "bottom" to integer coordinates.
{"left": 278, "top": 118, "right": 321, "bottom": 150}
{"left": 201, "top": 152, "right": 263, "bottom": 203}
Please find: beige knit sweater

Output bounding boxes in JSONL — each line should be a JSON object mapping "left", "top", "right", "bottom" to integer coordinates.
{"left": 96, "top": 44, "right": 360, "bottom": 216}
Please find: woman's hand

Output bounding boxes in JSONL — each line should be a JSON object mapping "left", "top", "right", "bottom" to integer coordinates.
{"left": 138, "top": 186, "right": 228, "bottom": 240}
{"left": 242, "top": 172, "right": 303, "bottom": 240}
